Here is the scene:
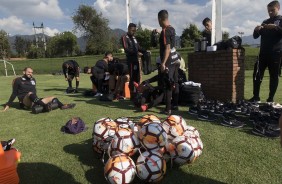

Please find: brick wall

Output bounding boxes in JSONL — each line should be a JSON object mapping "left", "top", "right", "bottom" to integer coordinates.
{"left": 188, "top": 49, "right": 245, "bottom": 102}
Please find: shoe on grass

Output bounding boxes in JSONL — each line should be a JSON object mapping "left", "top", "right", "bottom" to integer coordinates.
{"left": 61, "top": 103, "right": 76, "bottom": 110}
{"left": 248, "top": 96, "right": 261, "bottom": 103}
{"left": 141, "top": 104, "right": 148, "bottom": 112}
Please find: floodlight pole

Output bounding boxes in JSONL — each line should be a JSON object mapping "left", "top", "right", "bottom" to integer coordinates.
{"left": 126, "top": 0, "right": 132, "bottom": 27}
{"left": 211, "top": 0, "right": 222, "bottom": 45}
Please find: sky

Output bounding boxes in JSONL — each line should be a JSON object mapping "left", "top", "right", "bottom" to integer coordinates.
{"left": 0, "top": 0, "right": 275, "bottom": 37}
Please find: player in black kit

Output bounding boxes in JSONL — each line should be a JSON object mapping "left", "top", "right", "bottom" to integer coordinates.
{"left": 121, "top": 23, "right": 147, "bottom": 98}
{"left": 62, "top": 60, "right": 80, "bottom": 93}
{"left": 157, "top": 10, "right": 180, "bottom": 115}
{"left": 250, "top": 1, "right": 282, "bottom": 103}
{"left": 3, "top": 67, "right": 75, "bottom": 112}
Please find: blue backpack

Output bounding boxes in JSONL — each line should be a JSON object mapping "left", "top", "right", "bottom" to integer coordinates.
{"left": 61, "top": 117, "right": 87, "bottom": 134}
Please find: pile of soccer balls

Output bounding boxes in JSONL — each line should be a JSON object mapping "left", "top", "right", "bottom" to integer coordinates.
{"left": 92, "top": 114, "right": 203, "bottom": 184}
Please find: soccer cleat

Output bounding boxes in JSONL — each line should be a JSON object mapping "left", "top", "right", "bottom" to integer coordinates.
{"left": 220, "top": 118, "right": 245, "bottom": 128}
{"left": 197, "top": 109, "right": 216, "bottom": 121}
{"left": 188, "top": 106, "right": 199, "bottom": 115}
{"left": 160, "top": 109, "right": 171, "bottom": 116}
{"left": 61, "top": 103, "right": 76, "bottom": 110}
{"left": 252, "top": 121, "right": 280, "bottom": 138}
{"left": 3, "top": 138, "right": 16, "bottom": 151}
{"left": 248, "top": 96, "right": 261, "bottom": 103}
{"left": 141, "top": 104, "right": 148, "bottom": 112}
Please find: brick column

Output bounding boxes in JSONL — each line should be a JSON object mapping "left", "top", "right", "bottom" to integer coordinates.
{"left": 188, "top": 49, "right": 245, "bottom": 102}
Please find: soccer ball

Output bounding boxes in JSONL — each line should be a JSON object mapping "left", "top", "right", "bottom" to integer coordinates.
{"left": 92, "top": 138, "right": 104, "bottom": 154}
{"left": 136, "top": 151, "right": 166, "bottom": 183}
{"left": 183, "top": 125, "right": 200, "bottom": 138}
{"left": 139, "top": 122, "right": 167, "bottom": 151}
{"left": 137, "top": 114, "right": 161, "bottom": 131}
{"left": 93, "top": 118, "right": 117, "bottom": 152}
{"left": 168, "top": 136, "right": 196, "bottom": 165}
{"left": 189, "top": 135, "right": 203, "bottom": 158}
{"left": 162, "top": 115, "right": 188, "bottom": 140}
{"left": 93, "top": 118, "right": 117, "bottom": 141}
{"left": 108, "top": 126, "right": 140, "bottom": 157}
{"left": 104, "top": 154, "right": 136, "bottom": 184}
{"left": 115, "top": 117, "right": 134, "bottom": 127}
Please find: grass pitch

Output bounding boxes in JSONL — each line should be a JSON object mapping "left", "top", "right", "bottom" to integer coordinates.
{"left": 0, "top": 71, "right": 282, "bottom": 184}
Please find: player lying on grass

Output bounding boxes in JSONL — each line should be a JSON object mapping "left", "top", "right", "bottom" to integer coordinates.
{"left": 3, "top": 67, "right": 75, "bottom": 112}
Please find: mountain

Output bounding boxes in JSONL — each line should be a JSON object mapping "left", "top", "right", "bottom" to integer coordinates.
{"left": 241, "top": 35, "right": 260, "bottom": 46}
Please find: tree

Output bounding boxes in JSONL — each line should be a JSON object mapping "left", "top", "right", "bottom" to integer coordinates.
{"left": 72, "top": 5, "right": 113, "bottom": 54}
{"left": 222, "top": 31, "right": 229, "bottom": 40}
{"left": 46, "top": 32, "right": 78, "bottom": 57}
{"left": 135, "top": 22, "right": 152, "bottom": 50}
{"left": 0, "top": 30, "right": 11, "bottom": 59}
{"left": 14, "top": 36, "right": 25, "bottom": 57}
{"left": 180, "top": 24, "right": 202, "bottom": 47}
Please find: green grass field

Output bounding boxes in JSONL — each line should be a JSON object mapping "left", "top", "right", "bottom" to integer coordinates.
{"left": 0, "top": 70, "right": 282, "bottom": 184}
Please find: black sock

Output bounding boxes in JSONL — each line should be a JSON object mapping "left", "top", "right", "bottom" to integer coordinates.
{"left": 29, "top": 94, "right": 46, "bottom": 106}
{"left": 76, "top": 81, "right": 79, "bottom": 89}
{"left": 68, "top": 80, "right": 72, "bottom": 88}
{"left": 52, "top": 98, "right": 64, "bottom": 108}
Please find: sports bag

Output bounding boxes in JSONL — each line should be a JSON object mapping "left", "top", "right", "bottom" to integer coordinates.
{"left": 61, "top": 117, "right": 86, "bottom": 134}
{"left": 179, "top": 84, "right": 202, "bottom": 106}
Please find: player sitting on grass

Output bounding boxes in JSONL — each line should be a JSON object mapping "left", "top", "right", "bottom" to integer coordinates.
{"left": 3, "top": 67, "right": 75, "bottom": 112}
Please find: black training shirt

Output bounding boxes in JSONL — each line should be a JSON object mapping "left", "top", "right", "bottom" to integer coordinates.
{"left": 253, "top": 15, "right": 282, "bottom": 54}
{"left": 6, "top": 76, "right": 36, "bottom": 106}
{"left": 159, "top": 26, "right": 176, "bottom": 61}
{"left": 62, "top": 60, "right": 80, "bottom": 78}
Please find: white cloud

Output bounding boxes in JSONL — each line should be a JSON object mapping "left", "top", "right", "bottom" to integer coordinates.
{"left": 93, "top": 0, "right": 274, "bottom": 37}
{"left": 0, "top": 16, "right": 31, "bottom": 35}
{"left": 0, "top": 0, "right": 65, "bottom": 20}
{"left": 44, "top": 27, "right": 60, "bottom": 36}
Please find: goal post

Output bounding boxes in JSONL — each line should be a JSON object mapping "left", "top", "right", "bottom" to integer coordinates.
{"left": 0, "top": 59, "right": 16, "bottom": 77}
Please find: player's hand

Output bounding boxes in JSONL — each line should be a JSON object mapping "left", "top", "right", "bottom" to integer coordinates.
{"left": 255, "top": 25, "right": 264, "bottom": 31}
{"left": 65, "top": 77, "right": 68, "bottom": 81}
{"left": 138, "top": 52, "right": 143, "bottom": 56}
{"left": 160, "top": 64, "right": 166, "bottom": 73}
{"left": 3, "top": 105, "right": 9, "bottom": 112}
{"left": 264, "top": 24, "right": 277, "bottom": 29}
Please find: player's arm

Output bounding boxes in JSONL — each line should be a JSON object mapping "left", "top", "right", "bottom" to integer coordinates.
{"left": 3, "top": 78, "right": 20, "bottom": 111}
{"left": 161, "top": 44, "right": 171, "bottom": 72}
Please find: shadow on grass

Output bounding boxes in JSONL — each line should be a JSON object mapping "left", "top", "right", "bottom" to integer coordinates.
{"left": 63, "top": 138, "right": 107, "bottom": 184}
{"left": 63, "top": 138, "right": 227, "bottom": 184}
{"left": 18, "top": 162, "right": 80, "bottom": 184}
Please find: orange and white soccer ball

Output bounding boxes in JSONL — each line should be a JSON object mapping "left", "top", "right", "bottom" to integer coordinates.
{"left": 104, "top": 154, "right": 136, "bottom": 184}
{"left": 189, "top": 135, "right": 203, "bottom": 158}
{"left": 136, "top": 151, "right": 166, "bottom": 183}
{"left": 93, "top": 118, "right": 117, "bottom": 152}
{"left": 162, "top": 115, "right": 188, "bottom": 140}
{"left": 108, "top": 126, "right": 140, "bottom": 157}
{"left": 139, "top": 122, "right": 167, "bottom": 151}
{"left": 137, "top": 114, "right": 161, "bottom": 131}
{"left": 183, "top": 125, "right": 200, "bottom": 138}
{"left": 168, "top": 136, "right": 196, "bottom": 165}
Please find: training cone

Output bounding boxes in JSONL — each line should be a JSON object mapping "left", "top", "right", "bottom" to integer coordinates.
{"left": 0, "top": 141, "right": 21, "bottom": 184}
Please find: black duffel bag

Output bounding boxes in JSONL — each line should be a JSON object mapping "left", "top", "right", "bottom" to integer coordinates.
{"left": 179, "top": 84, "right": 202, "bottom": 106}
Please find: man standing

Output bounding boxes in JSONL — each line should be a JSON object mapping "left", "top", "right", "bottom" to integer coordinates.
{"left": 202, "top": 17, "right": 212, "bottom": 46}
{"left": 3, "top": 67, "right": 75, "bottom": 112}
{"left": 62, "top": 60, "right": 80, "bottom": 93}
{"left": 250, "top": 1, "right": 282, "bottom": 103}
{"left": 158, "top": 10, "right": 180, "bottom": 115}
{"left": 121, "top": 23, "right": 146, "bottom": 98}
